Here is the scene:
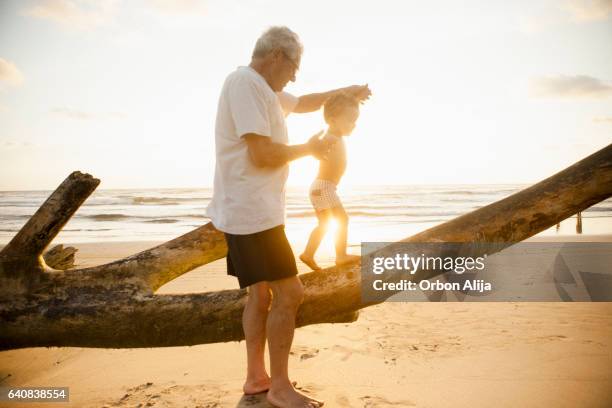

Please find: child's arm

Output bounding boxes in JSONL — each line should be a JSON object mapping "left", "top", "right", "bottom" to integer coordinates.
{"left": 293, "top": 84, "right": 371, "bottom": 113}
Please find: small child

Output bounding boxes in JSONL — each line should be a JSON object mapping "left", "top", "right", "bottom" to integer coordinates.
{"left": 300, "top": 92, "right": 363, "bottom": 270}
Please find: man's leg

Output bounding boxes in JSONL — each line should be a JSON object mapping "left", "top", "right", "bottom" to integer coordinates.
{"left": 243, "top": 281, "right": 272, "bottom": 394}
{"left": 299, "top": 210, "right": 332, "bottom": 271}
{"left": 332, "top": 206, "right": 359, "bottom": 266}
{"left": 266, "top": 276, "right": 323, "bottom": 408}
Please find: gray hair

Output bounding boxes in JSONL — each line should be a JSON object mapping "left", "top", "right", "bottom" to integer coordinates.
{"left": 252, "top": 26, "right": 303, "bottom": 65}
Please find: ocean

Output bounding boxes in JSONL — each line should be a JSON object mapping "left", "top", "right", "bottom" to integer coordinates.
{"left": 1, "top": 185, "right": 611, "bottom": 249}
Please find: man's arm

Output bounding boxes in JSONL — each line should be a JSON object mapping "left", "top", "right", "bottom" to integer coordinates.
{"left": 293, "top": 84, "right": 372, "bottom": 113}
{"left": 244, "top": 131, "right": 329, "bottom": 167}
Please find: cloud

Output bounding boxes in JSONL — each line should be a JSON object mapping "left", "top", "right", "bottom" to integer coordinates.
{"left": 529, "top": 75, "right": 612, "bottom": 99}
{"left": 22, "top": 0, "right": 117, "bottom": 30}
{"left": 565, "top": 0, "right": 612, "bottom": 22}
{"left": 50, "top": 107, "right": 127, "bottom": 120}
{"left": 146, "top": 0, "right": 206, "bottom": 15}
{"left": 0, "top": 58, "right": 24, "bottom": 86}
{"left": 593, "top": 116, "right": 612, "bottom": 123}
{"left": 519, "top": 0, "right": 612, "bottom": 33}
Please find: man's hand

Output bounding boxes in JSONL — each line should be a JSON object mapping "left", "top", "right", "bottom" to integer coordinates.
{"left": 307, "top": 130, "right": 334, "bottom": 160}
{"left": 244, "top": 130, "right": 330, "bottom": 167}
{"left": 342, "top": 84, "right": 372, "bottom": 103}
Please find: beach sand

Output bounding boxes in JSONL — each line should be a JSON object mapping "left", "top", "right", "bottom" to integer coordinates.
{"left": 1, "top": 236, "right": 611, "bottom": 408}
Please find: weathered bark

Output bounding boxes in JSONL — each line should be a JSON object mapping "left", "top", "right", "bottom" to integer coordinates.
{"left": 1, "top": 171, "right": 99, "bottom": 259}
{"left": 65, "top": 221, "right": 229, "bottom": 294}
{"left": 0, "top": 144, "right": 610, "bottom": 350}
{"left": 0, "top": 171, "right": 99, "bottom": 297}
{"left": 43, "top": 245, "right": 78, "bottom": 270}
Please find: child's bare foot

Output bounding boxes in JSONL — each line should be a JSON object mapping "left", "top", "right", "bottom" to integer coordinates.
{"left": 299, "top": 254, "right": 321, "bottom": 271}
{"left": 244, "top": 377, "right": 298, "bottom": 395}
{"left": 335, "top": 254, "right": 360, "bottom": 266}
{"left": 267, "top": 383, "right": 324, "bottom": 407}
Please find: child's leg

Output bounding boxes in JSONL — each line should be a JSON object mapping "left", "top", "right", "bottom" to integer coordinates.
{"left": 299, "top": 209, "right": 332, "bottom": 270}
{"left": 331, "top": 205, "right": 360, "bottom": 266}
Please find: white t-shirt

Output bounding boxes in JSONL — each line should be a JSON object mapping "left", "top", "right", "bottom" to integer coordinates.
{"left": 206, "top": 66, "right": 299, "bottom": 234}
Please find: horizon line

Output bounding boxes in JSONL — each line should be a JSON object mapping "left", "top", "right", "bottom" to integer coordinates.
{"left": 0, "top": 182, "right": 534, "bottom": 193}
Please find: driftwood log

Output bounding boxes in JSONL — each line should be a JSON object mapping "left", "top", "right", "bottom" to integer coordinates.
{"left": 43, "top": 245, "right": 78, "bottom": 270}
{"left": 0, "top": 144, "right": 611, "bottom": 350}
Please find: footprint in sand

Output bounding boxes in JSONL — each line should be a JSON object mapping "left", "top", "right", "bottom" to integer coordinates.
{"left": 290, "top": 345, "right": 320, "bottom": 361}
{"left": 331, "top": 344, "right": 353, "bottom": 361}
{"left": 105, "top": 382, "right": 226, "bottom": 408}
{"left": 536, "top": 334, "right": 569, "bottom": 342}
{"left": 423, "top": 343, "right": 440, "bottom": 352}
{"left": 384, "top": 357, "right": 398, "bottom": 365}
{"left": 361, "top": 395, "right": 416, "bottom": 407}
{"left": 300, "top": 350, "right": 319, "bottom": 361}
{"left": 335, "top": 394, "right": 352, "bottom": 407}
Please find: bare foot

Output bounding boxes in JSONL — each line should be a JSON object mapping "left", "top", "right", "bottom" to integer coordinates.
{"left": 299, "top": 254, "right": 321, "bottom": 271}
{"left": 267, "top": 384, "right": 324, "bottom": 407}
{"left": 243, "top": 376, "right": 271, "bottom": 395}
{"left": 244, "top": 378, "right": 298, "bottom": 395}
{"left": 335, "top": 254, "right": 360, "bottom": 266}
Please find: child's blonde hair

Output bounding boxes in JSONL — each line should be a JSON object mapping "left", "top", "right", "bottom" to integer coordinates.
{"left": 323, "top": 92, "right": 359, "bottom": 124}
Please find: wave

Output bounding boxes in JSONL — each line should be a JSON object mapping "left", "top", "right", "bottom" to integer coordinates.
{"left": 87, "top": 214, "right": 132, "bottom": 221}
{"left": 584, "top": 206, "right": 612, "bottom": 212}
{"left": 0, "top": 214, "right": 33, "bottom": 220}
{"left": 129, "top": 196, "right": 212, "bottom": 205}
{"left": 0, "top": 203, "right": 45, "bottom": 208}
{"left": 143, "top": 219, "right": 179, "bottom": 224}
{"left": 63, "top": 228, "right": 113, "bottom": 232}
{"left": 341, "top": 204, "right": 439, "bottom": 210}
{"left": 439, "top": 198, "right": 487, "bottom": 203}
{"left": 85, "top": 213, "right": 208, "bottom": 223}
{"left": 437, "top": 190, "right": 514, "bottom": 196}
{"left": 131, "top": 197, "right": 181, "bottom": 205}
{"left": 287, "top": 210, "right": 462, "bottom": 218}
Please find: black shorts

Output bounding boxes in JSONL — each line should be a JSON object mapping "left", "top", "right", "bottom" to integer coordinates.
{"left": 224, "top": 224, "right": 298, "bottom": 289}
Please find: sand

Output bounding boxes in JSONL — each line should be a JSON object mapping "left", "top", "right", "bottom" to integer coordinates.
{"left": 1, "top": 236, "right": 611, "bottom": 407}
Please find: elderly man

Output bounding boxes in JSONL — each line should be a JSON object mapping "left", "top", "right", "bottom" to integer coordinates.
{"left": 206, "top": 26, "right": 370, "bottom": 408}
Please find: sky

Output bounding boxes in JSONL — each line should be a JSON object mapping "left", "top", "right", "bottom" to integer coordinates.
{"left": 0, "top": 0, "right": 611, "bottom": 190}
